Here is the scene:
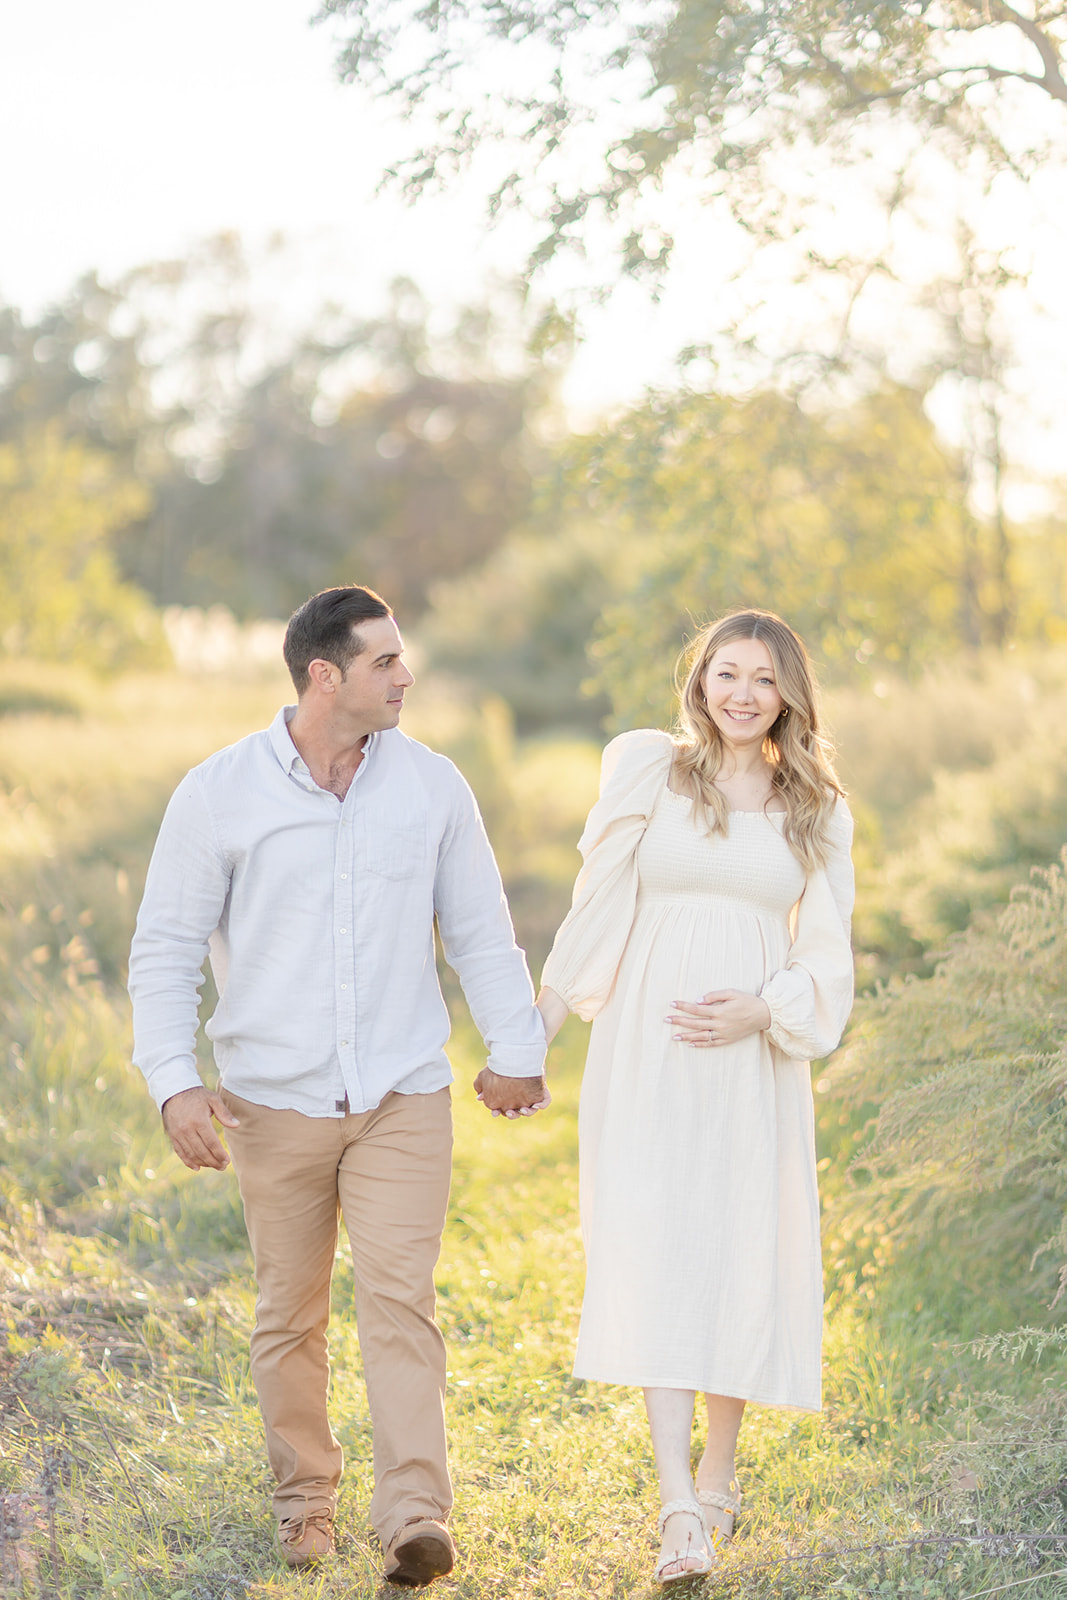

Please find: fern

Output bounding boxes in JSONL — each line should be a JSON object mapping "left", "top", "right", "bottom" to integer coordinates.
{"left": 833, "top": 850, "right": 1067, "bottom": 1308}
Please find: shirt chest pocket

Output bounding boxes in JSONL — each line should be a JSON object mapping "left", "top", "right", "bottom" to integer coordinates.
{"left": 363, "top": 819, "right": 429, "bottom": 880}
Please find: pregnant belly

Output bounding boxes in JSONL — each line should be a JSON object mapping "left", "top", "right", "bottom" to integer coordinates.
{"left": 622, "top": 896, "right": 790, "bottom": 1003}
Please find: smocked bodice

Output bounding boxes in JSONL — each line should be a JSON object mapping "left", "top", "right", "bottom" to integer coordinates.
{"left": 635, "top": 786, "right": 807, "bottom": 920}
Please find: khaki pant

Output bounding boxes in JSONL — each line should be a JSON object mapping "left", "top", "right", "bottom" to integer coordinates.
{"left": 221, "top": 1086, "right": 454, "bottom": 1549}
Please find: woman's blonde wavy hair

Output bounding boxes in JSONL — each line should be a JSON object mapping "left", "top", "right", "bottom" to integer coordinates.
{"left": 672, "top": 608, "right": 844, "bottom": 871}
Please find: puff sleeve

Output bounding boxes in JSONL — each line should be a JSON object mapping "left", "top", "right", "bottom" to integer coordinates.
{"left": 759, "top": 798, "right": 855, "bottom": 1060}
{"left": 541, "top": 728, "right": 674, "bottom": 1020}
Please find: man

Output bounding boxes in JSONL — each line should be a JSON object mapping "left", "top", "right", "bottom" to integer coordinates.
{"left": 129, "top": 585, "right": 547, "bottom": 1586}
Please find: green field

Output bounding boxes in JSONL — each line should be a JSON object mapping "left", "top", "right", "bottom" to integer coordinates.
{"left": 2, "top": 664, "right": 1066, "bottom": 1599}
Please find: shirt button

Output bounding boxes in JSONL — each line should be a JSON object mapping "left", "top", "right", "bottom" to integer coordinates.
{"left": 340, "top": 983, "right": 348, "bottom": 990}
{"left": 339, "top": 928, "right": 347, "bottom": 935}
{"left": 340, "top": 873, "right": 348, "bottom": 880}
{"left": 340, "top": 1040, "right": 349, "bottom": 1047}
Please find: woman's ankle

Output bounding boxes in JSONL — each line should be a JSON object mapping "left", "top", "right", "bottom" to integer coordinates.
{"left": 694, "top": 1460, "right": 738, "bottom": 1494}
{"left": 658, "top": 1474, "right": 697, "bottom": 1507}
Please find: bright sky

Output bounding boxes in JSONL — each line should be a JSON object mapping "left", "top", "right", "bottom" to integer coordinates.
{"left": 2, "top": 0, "right": 1065, "bottom": 483}
{"left": 1, "top": 3, "right": 464, "bottom": 307}
{"left": 0, "top": 0, "right": 712, "bottom": 415}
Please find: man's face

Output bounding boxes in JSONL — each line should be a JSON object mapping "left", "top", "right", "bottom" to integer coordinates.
{"left": 323, "top": 616, "right": 415, "bottom": 732}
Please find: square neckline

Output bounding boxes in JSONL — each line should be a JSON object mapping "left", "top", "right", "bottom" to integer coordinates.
{"left": 662, "top": 783, "right": 787, "bottom": 817}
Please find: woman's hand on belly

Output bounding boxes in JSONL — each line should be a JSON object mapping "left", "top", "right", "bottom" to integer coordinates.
{"left": 666, "top": 989, "right": 772, "bottom": 1049}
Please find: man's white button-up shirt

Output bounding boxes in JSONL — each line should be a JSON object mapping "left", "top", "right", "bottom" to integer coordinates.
{"left": 129, "top": 708, "right": 546, "bottom": 1116}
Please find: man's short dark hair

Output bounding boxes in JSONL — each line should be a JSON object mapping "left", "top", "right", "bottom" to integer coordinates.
{"left": 283, "top": 585, "right": 393, "bottom": 695}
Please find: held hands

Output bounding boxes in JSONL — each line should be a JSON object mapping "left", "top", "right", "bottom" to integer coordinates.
{"left": 161, "top": 1086, "right": 240, "bottom": 1171}
{"left": 473, "top": 1068, "right": 551, "bottom": 1118}
{"left": 666, "top": 989, "right": 772, "bottom": 1049}
{"left": 472, "top": 987, "right": 567, "bottom": 1119}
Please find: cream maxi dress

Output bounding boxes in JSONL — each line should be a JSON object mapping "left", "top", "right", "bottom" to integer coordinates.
{"left": 541, "top": 728, "right": 855, "bottom": 1411}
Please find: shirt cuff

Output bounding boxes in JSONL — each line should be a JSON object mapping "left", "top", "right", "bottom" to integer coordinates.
{"left": 142, "top": 1059, "right": 207, "bottom": 1112}
{"left": 484, "top": 1007, "right": 548, "bottom": 1078}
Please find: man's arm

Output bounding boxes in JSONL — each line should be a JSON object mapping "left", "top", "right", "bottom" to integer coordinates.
{"left": 129, "top": 774, "right": 236, "bottom": 1165}
{"left": 433, "top": 765, "right": 547, "bottom": 1114}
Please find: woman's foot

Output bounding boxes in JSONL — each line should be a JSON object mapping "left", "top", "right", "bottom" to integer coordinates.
{"left": 655, "top": 1500, "right": 716, "bottom": 1584}
{"left": 694, "top": 1472, "right": 741, "bottom": 1547}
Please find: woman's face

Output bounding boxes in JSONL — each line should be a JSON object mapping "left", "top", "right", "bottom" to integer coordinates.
{"left": 701, "top": 637, "right": 784, "bottom": 750}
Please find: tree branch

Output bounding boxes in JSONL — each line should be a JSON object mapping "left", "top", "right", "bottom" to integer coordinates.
{"left": 840, "top": 60, "right": 1064, "bottom": 111}
{"left": 988, "top": 0, "right": 1067, "bottom": 103}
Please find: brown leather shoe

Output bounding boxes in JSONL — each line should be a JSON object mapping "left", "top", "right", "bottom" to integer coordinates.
{"left": 278, "top": 1508, "right": 335, "bottom": 1568}
{"left": 383, "top": 1518, "right": 456, "bottom": 1587}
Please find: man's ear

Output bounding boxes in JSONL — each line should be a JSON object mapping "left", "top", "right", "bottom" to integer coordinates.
{"left": 306, "top": 658, "right": 338, "bottom": 693}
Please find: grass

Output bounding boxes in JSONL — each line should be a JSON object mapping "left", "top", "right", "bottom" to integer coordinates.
{"left": 4, "top": 1022, "right": 1067, "bottom": 1599}
{"left": 2, "top": 660, "right": 1067, "bottom": 1597}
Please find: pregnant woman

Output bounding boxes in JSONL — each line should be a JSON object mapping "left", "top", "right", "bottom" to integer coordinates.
{"left": 536, "top": 608, "right": 854, "bottom": 1584}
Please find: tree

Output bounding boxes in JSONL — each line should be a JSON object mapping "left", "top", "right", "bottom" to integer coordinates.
{"left": 420, "top": 523, "right": 624, "bottom": 732}
{"left": 318, "top": 0, "right": 1067, "bottom": 274}
{"left": 1014, "top": 512, "right": 1067, "bottom": 644}
{"left": 566, "top": 382, "right": 997, "bottom": 727}
{"left": 134, "top": 281, "right": 555, "bottom": 619}
{"left": 918, "top": 227, "right": 1031, "bottom": 649}
{"left": 0, "top": 429, "right": 166, "bottom": 671}
{"left": 0, "top": 250, "right": 566, "bottom": 620}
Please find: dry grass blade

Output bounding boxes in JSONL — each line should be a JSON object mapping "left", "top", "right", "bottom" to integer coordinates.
{"left": 959, "top": 1567, "right": 1067, "bottom": 1600}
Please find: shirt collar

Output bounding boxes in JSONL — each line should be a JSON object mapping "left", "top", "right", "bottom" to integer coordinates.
{"left": 268, "top": 706, "right": 379, "bottom": 790}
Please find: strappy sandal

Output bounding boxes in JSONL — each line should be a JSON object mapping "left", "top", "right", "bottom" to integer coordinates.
{"left": 697, "top": 1482, "right": 741, "bottom": 1548}
{"left": 654, "top": 1499, "right": 715, "bottom": 1585}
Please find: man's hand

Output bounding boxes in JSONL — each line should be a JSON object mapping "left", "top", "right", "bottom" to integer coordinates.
{"left": 161, "top": 1086, "right": 240, "bottom": 1171}
{"left": 473, "top": 1068, "right": 551, "bottom": 1119}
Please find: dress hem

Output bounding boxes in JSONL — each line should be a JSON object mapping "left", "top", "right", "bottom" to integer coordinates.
{"left": 571, "top": 1367, "right": 822, "bottom": 1413}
